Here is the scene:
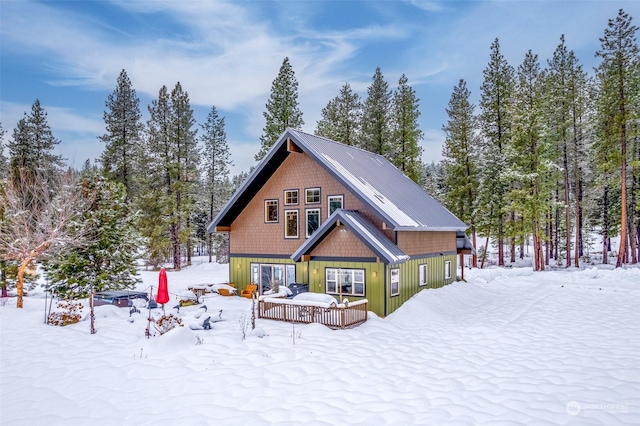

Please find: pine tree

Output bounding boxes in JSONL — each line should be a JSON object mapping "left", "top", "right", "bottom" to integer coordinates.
{"left": 477, "top": 39, "right": 515, "bottom": 266}
{"left": 7, "top": 100, "right": 65, "bottom": 214}
{"left": 509, "top": 50, "right": 551, "bottom": 271}
{"left": 595, "top": 9, "right": 639, "bottom": 267}
{"left": 441, "top": 79, "right": 480, "bottom": 267}
{"left": 315, "top": 82, "right": 362, "bottom": 145}
{"left": 256, "top": 57, "right": 304, "bottom": 160}
{"left": 391, "top": 74, "right": 423, "bottom": 183}
{"left": 44, "top": 173, "right": 142, "bottom": 297}
{"left": 546, "top": 35, "right": 591, "bottom": 267}
{"left": 360, "top": 67, "right": 392, "bottom": 156}
{"left": 0, "top": 122, "right": 7, "bottom": 179}
{"left": 99, "top": 69, "right": 143, "bottom": 203}
{"left": 200, "top": 105, "right": 232, "bottom": 262}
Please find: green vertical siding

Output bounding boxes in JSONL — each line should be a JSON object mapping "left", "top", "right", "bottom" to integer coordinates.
{"left": 230, "top": 254, "right": 457, "bottom": 317}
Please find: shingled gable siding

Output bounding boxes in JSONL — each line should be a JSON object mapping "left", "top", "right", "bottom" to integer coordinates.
{"left": 396, "top": 231, "right": 456, "bottom": 256}
{"left": 229, "top": 151, "right": 386, "bottom": 255}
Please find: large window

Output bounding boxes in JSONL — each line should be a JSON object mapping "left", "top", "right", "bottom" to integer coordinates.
{"left": 284, "top": 189, "right": 298, "bottom": 205}
{"left": 326, "top": 268, "right": 365, "bottom": 297}
{"left": 391, "top": 268, "right": 400, "bottom": 296}
{"left": 285, "top": 210, "right": 298, "bottom": 238}
{"left": 419, "top": 264, "right": 428, "bottom": 286}
{"left": 306, "top": 188, "right": 320, "bottom": 204}
{"left": 251, "top": 263, "right": 296, "bottom": 294}
{"left": 306, "top": 208, "right": 320, "bottom": 238}
{"left": 265, "top": 199, "right": 278, "bottom": 222}
{"left": 445, "top": 261, "right": 452, "bottom": 279}
{"left": 328, "top": 195, "right": 343, "bottom": 217}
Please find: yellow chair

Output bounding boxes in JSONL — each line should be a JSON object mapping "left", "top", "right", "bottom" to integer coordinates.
{"left": 218, "top": 288, "right": 233, "bottom": 297}
{"left": 240, "top": 283, "right": 257, "bottom": 299}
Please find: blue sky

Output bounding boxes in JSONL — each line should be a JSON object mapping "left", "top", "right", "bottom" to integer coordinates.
{"left": 2, "top": 1, "right": 639, "bottom": 176}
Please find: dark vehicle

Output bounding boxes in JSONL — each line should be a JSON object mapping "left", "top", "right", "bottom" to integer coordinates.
{"left": 93, "top": 291, "right": 156, "bottom": 308}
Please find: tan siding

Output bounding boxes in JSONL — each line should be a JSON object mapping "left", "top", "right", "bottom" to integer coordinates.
{"left": 230, "top": 151, "right": 376, "bottom": 255}
{"left": 312, "top": 227, "right": 377, "bottom": 259}
{"left": 397, "top": 231, "right": 456, "bottom": 255}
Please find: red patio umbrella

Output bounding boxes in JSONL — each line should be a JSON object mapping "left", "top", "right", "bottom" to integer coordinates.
{"left": 157, "top": 267, "right": 170, "bottom": 312}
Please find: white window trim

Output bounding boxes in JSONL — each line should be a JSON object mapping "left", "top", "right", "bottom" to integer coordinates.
{"left": 328, "top": 195, "right": 344, "bottom": 218}
{"left": 419, "top": 264, "right": 428, "bottom": 286}
{"left": 305, "top": 188, "right": 320, "bottom": 204}
{"left": 265, "top": 199, "right": 278, "bottom": 223}
{"left": 325, "top": 268, "right": 365, "bottom": 297}
{"left": 305, "top": 208, "right": 320, "bottom": 238}
{"left": 284, "top": 189, "right": 299, "bottom": 205}
{"left": 284, "top": 209, "right": 299, "bottom": 239}
{"left": 445, "top": 260, "right": 452, "bottom": 279}
{"left": 391, "top": 268, "right": 400, "bottom": 296}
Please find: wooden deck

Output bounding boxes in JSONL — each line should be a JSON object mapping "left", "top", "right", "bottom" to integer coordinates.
{"left": 258, "top": 298, "right": 368, "bottom": 329}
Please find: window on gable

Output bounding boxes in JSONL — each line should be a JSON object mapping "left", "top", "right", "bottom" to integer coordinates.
{"left": 328, "top": 195, "right": 343, "bottom": 218}
{"left": 306, "top": 188, "right": 320, "bottom": 204}
{"left": 306, "top": 208, "right": 320, "bottom": 238}
{"left": 419, "top": 264, "right": 428, "bottom": 286}
{"left": 391, "top": 268, "right": 400, "bottom": 296}
{"left": 265, "top": 200, "right": 278, "bottom": 223}
{"left": 285, "top": 210, "right": 298, "bottom": 238}
{"left": 284, "top": 189, "right": 298, "bottom": 205}
{"left": 445, "top": 260, "right": 452, "bottom": 280}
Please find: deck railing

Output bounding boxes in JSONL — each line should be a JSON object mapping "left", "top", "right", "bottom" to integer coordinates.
{"left": 258, "top": 298, "right": 368, "bottom": 329}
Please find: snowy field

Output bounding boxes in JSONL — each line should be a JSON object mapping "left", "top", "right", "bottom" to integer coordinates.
{"left": 1, "top": 260, "right": 639, "bottom": 425}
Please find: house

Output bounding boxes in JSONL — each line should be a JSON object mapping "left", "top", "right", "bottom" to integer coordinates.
{"left": 207, "top": 129, "right": 473, "bottom": 317}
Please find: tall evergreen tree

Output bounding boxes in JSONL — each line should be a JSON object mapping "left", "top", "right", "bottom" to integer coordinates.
{"left": 360, "top": 67, "right": 392, "bottom": 156}
{"left": 256, "top": 57, "right": 304, "bottom": 160}
{"left": 315, "top": 82, "right": 362, "bottom": 145}
{"left": 99, "top": 69, "right": 143, "bottom": 203}
{"left": 595, "top": 9, "right": 639, "bottom": 267}
{"left": 0, "top": 122, "right": 7, "bottom": 180}
{"left": 391, "top": 74, "right": 423, "bottom": 183}
{"left": 546, "top": 35, "right": 591, "bottom": 267}
{"left": 441, "top": 79, "right": 480, "bottom": 267}
{"left": 200, "top": 105, "right": 232, "bottom": 263}
{"left": 509, "top": 50, "right": 550, "bottom": 271}
{"left": 477, "top": 39, "right": 515, "bottom": 266}
{"left": 44, "top": 173, "right": 142, "bottom": 297}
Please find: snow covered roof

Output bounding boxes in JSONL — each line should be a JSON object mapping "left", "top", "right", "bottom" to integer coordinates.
{"left": 291, "top": 209, "right": 410, "bottom": 265}
{"left": 208, "top": 128, "right": 467, "bottom": 232}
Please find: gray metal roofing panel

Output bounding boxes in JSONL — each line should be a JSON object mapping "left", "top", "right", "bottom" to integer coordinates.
{"left": 287, "top": 129, "right": 467, "bottom": 231}
{"left": 291, "top": 209, "right": 409, "bottom": 265}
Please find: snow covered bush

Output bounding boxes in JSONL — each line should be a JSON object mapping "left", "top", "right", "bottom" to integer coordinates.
{"left": 47, "top": 299, "right": 83, "bottom": 326}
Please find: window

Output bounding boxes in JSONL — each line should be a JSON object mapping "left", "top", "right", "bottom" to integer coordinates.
{"left": 306, "top": 208, "right": 320, "bottom": 238}
{"left": 284, "top": 189, "right": 298, "bottom": 205}
{"left": 419, "top": 264, "right": 428, "bottom": 286}
{"left": 251, "top": 263, "right": 297, "bottom": 295}
{"left": 391, "top": 268, "right": 400, "bottom": 296}
{"left": 306, "top": 188, "right": 320, "bottom": 204}
{"left": 445, "top": 261, "right": 452, "bottom": 279}
{"left": 285, "top": 210, "right": 298, "bottom": 238}
{"left": 326, "top": 268, "right": 365, "bottom": 296}
{"left": 265, "top": 200, "right": 278, "bottom": 222}
{"left": 328, "top": 195, "right": 343, "bottom": 217}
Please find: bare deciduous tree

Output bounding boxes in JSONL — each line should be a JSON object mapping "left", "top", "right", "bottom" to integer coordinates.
{"left": 0, "top": 168, "right": 87, "bottom": 308}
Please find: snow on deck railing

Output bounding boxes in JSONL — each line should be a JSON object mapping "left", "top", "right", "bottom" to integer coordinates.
{"left": 258, "top": 297, "right": 368, "bottom": 329}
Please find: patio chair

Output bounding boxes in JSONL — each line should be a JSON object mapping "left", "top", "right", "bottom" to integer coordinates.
{"left": 240, "top": 283, "right": 257, "bottom": 299}
{"left": 217, "top": 288, "right": 233, "bottom": 297}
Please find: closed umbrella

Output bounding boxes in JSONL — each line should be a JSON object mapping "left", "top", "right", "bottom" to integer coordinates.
{"left": 157, "top": 267, "right": 170, "bottom": 313}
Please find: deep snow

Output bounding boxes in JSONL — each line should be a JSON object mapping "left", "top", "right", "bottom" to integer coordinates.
{"left": 1, "top": 260, "right": 639, "bottom": 425}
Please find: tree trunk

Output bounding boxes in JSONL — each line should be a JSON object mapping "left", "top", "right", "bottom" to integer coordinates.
{"left": 480, "top": 236, "right": 490, "bottom": 269}
{"left": 603, "top": 186, "right": 609, "bottom": 264}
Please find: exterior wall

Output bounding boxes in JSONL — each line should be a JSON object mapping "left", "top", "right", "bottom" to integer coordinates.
{"left": 384, "top": 254, "right": 457, "bottom": 315}
{"left": 229, "top": 151, "right": 377, "bottom": 256}
{"left": 396, "top": 231, "right": 456, "bottom": 256}
{"left": 312, "top": 226, "right": 377, "bottom": 259}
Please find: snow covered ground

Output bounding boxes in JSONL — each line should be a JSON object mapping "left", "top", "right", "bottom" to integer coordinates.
{"left": 1, "top": 260, "right": 639, "bottom": 425}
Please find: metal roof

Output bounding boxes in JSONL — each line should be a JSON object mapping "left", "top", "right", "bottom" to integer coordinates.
{"left": 291, "top": 209, "right": 410, "bottom": 265}
{"left": 208, "top": 128, "right": 468, "bottom": 232}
